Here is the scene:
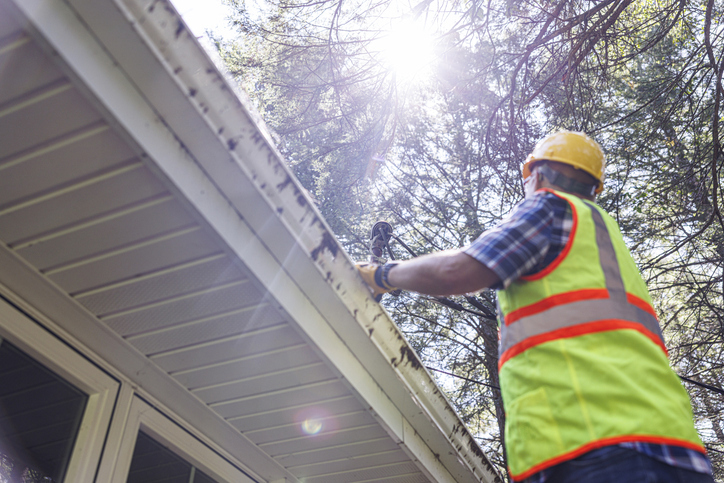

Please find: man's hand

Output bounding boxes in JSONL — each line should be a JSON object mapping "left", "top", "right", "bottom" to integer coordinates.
{"left": 356, "top": 262, "right": 398, "bottom": 301}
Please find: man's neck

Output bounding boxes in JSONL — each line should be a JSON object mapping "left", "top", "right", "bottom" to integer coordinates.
{"left": 539, "top": 183, "right": 596, "bottom": 202}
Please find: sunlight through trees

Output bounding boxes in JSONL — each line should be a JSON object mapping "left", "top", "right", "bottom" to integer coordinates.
{"left": 215, "top": 0, "right": 724, "bottom": 478}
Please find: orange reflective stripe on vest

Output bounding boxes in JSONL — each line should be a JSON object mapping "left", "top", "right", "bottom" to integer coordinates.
{"left": 499, "top": 298, "right": 665, "bottom": 367}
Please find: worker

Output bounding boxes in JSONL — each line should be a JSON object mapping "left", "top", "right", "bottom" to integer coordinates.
{"left": 357, "top": 131, "right": 713, "bottom": 483}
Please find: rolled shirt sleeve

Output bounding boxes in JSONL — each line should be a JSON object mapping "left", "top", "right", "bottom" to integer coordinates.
{"left": 463, "top": 191, "right": 571, "bottom": 289}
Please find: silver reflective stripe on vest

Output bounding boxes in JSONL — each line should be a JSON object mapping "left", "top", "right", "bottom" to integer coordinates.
{"left": 500, "top": 202, "right": 665, "bottom": 357}
{"left": 500, "top": 298, "right": 664, "bottom": 355}
{"left": 587, "top": 202, "right": 627, "bottom": 302}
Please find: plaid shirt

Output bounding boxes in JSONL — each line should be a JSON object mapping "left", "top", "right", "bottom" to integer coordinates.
{"left": 463, "top": 191, "right": 712, "bottom": 481}
{"left": 464, "top": 190, "right": 572, "bottom": 289}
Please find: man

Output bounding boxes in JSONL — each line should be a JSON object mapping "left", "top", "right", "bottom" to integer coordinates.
{"left": 357, "top": 131, "right": 713, "bottom": 483}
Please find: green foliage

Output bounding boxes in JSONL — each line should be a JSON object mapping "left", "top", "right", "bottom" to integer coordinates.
{"left": 218, "top": 0, "right": 724, "bottom": 477}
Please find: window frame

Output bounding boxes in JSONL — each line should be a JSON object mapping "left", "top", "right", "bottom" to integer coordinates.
{"left": 108, "top": 396, "right": 257, "bottom": 483}
{"left": 0, "top": 296, "right": 120, "bottom": 482}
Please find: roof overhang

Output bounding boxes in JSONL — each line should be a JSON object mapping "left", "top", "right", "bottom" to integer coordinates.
{"left": 0, "top": 0, "right": 501, "bottom": 481}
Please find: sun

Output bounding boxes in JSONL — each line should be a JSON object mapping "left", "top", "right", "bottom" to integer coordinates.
{"left": 377, "top": 19, "right": 436, "bottom": 83}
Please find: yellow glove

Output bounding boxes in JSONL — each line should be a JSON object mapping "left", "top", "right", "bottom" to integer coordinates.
{"left": 356, "top": 262, "right": 398, "bottom": 301}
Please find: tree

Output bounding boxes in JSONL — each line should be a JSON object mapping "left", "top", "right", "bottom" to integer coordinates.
{"left": 218, "top": 0, "right": 724, "bottom": 477}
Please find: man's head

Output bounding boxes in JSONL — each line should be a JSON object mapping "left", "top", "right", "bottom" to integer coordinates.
{"left": 522, "top": 131, "right": 605, "bottom": 200}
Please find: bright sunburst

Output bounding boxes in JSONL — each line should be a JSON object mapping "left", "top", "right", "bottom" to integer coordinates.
{"left": 377, "top": 19, "right": 436, "bottom": 83}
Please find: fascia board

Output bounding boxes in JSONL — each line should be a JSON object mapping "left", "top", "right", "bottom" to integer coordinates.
{"left": 19, "top": 0, "right": 502, "bottom": 481}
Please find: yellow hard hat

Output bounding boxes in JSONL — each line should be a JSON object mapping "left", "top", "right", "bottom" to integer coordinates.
{"left": 522, "top": 131, "right": 606, "bottom": 193}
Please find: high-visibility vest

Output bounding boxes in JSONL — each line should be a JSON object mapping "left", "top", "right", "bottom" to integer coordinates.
{"left": 497, "top": 189, "right": 705, "bottom": 481}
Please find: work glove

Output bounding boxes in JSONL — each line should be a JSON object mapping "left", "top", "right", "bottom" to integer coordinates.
{"left": 356, "top": 262, "right": 398, "bottom": 302}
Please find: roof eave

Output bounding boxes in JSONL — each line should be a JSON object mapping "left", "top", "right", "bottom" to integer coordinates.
{"left": 22, "top": 0, "right": 502, "bottom": 480}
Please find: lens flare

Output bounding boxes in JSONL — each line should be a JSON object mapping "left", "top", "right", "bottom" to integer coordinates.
{"left": 301, "top": 418, "right": 323, "bottom": 435}
{"left": 296, "top": 408, "right": 334, "bottom": 436}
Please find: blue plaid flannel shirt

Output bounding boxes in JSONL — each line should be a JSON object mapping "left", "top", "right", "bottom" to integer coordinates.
{"left": 463, "top": 191, "right": 712, "bottom": 481}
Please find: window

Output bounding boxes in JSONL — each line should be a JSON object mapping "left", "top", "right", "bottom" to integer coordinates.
{"left": 0, "top": 339, "right": 87, "bottom": 482}
{"left": 110, "top": 397, "right": 256, "bottom": 483}
{"left": 0, "top": 297, "right": 119, "bottom": 482}
{"left": 127, "top": 431, "right": 217, "bottom": 483}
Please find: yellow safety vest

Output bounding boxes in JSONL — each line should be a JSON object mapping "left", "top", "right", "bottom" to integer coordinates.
{"left": 497, "top": 189, "right": 705, "bottom": 481}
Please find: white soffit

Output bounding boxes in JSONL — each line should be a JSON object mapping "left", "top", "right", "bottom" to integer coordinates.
{"left": 0, "top": 0, "right": 502, "bottom": 482}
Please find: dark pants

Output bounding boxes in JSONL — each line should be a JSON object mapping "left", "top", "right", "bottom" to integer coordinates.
{"left": 536, "top": 446, "right": 714, "bottom": 483}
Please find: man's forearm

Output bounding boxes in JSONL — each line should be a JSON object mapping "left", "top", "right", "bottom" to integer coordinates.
{"left": 386, "top": 250, "right": 500, "bottom": 296}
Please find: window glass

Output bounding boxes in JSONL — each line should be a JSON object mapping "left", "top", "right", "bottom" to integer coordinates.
{"left": 126, "top": 431, "right": 217, "bottom": 483}
{"left": 0, "top": 339, "right": 88, "bottom": 482}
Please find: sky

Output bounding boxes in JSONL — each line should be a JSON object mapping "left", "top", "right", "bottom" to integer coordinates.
{"left": 170, "top": 0, "right": 236, "bottom": 39}
{"left": 169, "top": 0, "right": 436, "bottom": 86}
